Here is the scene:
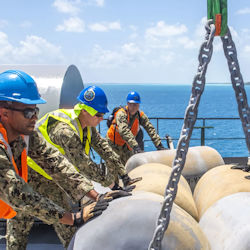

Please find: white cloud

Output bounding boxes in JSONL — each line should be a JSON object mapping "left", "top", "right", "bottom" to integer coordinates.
{"left": 244, "top": 45, "right": 250, "bottom": 52}
{"left": 145, "top": 21, "right": 188, "bottom": 49}
{"left": 53, "top": 0, "right": 80, "bottom": 15}
{"left": 177, "top": 36, "right": 196, "bottom": 49}
{"left": 0, "top": 32, "right": 14, "bottom": 59}
{"left": 86, "top": 43, "right": 142, "bottom": 69}
{"left": 20, "top": 21, "right": 32, "bottom": 28}
{"left": 85, "top": 0, "right": 104, "bottom": 7}
{"left": 89, "top": 21, "right": 121, "bottom": 32}
{"left": 128, "top": 25, "right": 138, "bottom": 40}
{"left": 0, "top": 19, "right": 8, "bottom": 29}
{"left": 146, "top": 21, "right": 187, "bottom": 39}
{"left": 56, "top": 17, "right": 85, "bottom": 32}
{"left": 236, "top": 7, "right": 250, "bottom": 15}
{"left": 94, "top": 0, "right": 104, "bottom": 7}
{"left": 0, "top": 32, "right": 64, "bottom": 64}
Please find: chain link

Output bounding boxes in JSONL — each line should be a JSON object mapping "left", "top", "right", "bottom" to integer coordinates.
{"left": 221, "top": 29, "right": 250, "bottom": 155}
{"left": 149, "top": 22, "right": 250, "bottom": 250}
{"left": 148, "top": 20, "right": 216, "bottom": 250}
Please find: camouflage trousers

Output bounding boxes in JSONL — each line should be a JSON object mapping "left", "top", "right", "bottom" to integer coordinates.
{"left": 107, "top": 139, "right": 134, "bottom": 166}
{"left": 6, "top": 170, "right": 78, "bottom": 250}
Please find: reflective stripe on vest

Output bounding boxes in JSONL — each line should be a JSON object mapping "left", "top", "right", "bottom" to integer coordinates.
{"left": 107, "top": 106, "right": 144, "bottom": 149}
{"left": 0, "top": 124, "right": 28, "bottom": 219}
{"left": 36, "top": 109, "right": 91, "bottom": 156}
{"left": 27, "top": 156, "right": 53, "bottom": 180}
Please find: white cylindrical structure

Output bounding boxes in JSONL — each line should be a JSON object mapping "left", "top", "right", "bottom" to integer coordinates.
{"left": 129, "top": 163, "right": 198, "bottom": 220}
{"left": 199, "top": 192, "right": 250, "bottom": 250}
{"left": 194, "top": 164, "right": 250, "bottom": 219}
{"left": 125, "top": 146, "right": 224, "bottom": 177}
{"left": 68, "top": 191, "right": 210, "bottom": 250}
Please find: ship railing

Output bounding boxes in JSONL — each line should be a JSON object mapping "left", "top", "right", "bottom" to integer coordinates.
{"left": 99, "top": 117, "right": 244, "bottom": 147}
{"left": 146, "top": 117, "right": 243, "bottom": 146}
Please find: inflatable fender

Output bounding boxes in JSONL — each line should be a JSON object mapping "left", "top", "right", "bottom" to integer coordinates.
{"left": 126, "top": 146, "right": 224, "bottom": 192}
{"left": 193, "top": 164, "right": 250, "bottom": 219}
{"left": 199, "top": 192, "right": 250, "bottom": 250}
{"left": 68, "top": 191, "right": 210, "bottom": 250}
{"left": 129, "top": 163, "right": 198, "bottom": 220}
{"left": 126, "top": 146, "right": 224, "bottom": 176}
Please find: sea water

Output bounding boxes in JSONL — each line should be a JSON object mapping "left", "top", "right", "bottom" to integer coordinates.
{"left": 91, "top": 83, "right": 250, "bottom": 158}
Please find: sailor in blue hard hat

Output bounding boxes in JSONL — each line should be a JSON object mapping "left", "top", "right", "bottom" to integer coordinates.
{"left": 107, "top": 90, "right": 166, "bottom": 169}
{"left": 0, "top": 70, "right": 46, "bottom": 134}
{"left": 0, "top": 70, "right": 112, "bottom": 249}
{"left": 36, "top": 84, "right": 137, "bottom": 202}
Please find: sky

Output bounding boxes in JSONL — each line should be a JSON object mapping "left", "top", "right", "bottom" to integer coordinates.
{"left": 0, "top": 0, "right": 250, "bottom": 84}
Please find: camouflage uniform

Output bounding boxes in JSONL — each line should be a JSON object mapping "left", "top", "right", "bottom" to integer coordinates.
{"left": 48, "top": 120, "right": 126, "bottom": 186}
{"left": 107, "top": 110, "right": 163, "bottom": 165}
{"left": 3, "top": 131, "right": 94, "bottom": 250}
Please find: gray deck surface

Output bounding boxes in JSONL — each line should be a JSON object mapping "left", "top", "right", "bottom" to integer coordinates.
{"left": 0, "top": 224, "right": 64, "bottom": 250}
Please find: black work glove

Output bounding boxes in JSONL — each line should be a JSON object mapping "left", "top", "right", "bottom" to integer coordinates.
{"left": 99, "top": 189, "right": 132, "bottom": 200}
{"left": 133, "top": 145, "right": 143, "bottom": 154}
{"left": 73, "top": 199, "right": 109, "bottom": 227}
{"left": 231, "top": 164, "right": 250, "bottom": 172}
{"left": 156, "top": 143, "right": 166, "bottom": 151}
{"left": 111, "top": 182, "right": 136, "bottom": 192}
{"left": 121, "top": 173, "right": 142, "bottom": 186}
{"left": 231, "top": 164, "right": 250, "bottom": 180}
{"left": 96, "top": 193, "right": 114, "bottom": 202}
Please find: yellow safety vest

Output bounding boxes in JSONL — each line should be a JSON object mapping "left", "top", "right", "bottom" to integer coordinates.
{"left": 28, "top": 109, "right": 92, "bottom": 180}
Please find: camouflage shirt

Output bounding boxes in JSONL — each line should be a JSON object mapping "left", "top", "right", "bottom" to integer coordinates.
{"left": 48, "top": 120, "right": 126, "bottom": 186}
{"left": 115, "top": 109, "right": 163, "bottom": 149}
{"left": 0, "top": 130, "right": 93, "bottom": 224}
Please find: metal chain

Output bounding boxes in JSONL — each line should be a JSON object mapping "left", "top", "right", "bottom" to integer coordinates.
{"left": 148, "top": 20, "right": 216, "bottom": 250}
{"left": 221, "top": 29, "right": 250, "bottom": 156}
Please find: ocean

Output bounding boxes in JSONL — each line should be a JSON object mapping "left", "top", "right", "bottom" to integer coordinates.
{"left": 90, "top": 83, "right": 250, "bottom": 158}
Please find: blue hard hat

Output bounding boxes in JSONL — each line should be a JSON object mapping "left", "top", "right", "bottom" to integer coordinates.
{"left": 127, "top": 91, "right": 141, "bottom": 104}
{"left": 0, "top": 70, "right": 46, "bottom": 104}
{"left": 77, "top": 86, "right": 109, "bottom": 113}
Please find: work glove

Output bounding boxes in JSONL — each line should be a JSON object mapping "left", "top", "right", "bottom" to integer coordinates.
{"left": 133, "top": 145, "right": 143, "bottom": 154}
{"left": 231, "top": 164, "right": 250, "bottom": 172}
{"left": 98, "top": 189, "right": 132, "bottom": 201}
{"left": 156, "top": 143, "right": 166, "bottom": 151}
{"left": 121, "top": 173, "right": 142, "bottom": 186}
{"left": 111, "top": 182, "right": 136, "bottom": 192}
{"left": 73, "top": 199, "right": 109, "bottom": 227}
{"left": 231, "top": 164, "right": 250, "bottom": 180}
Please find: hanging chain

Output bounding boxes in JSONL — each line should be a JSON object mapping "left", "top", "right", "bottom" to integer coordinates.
{"left": 148, "top": 20, "right": 216, "bottom": 250}
{"left": 221, "top": 29, "right": 250, "bottom": 156}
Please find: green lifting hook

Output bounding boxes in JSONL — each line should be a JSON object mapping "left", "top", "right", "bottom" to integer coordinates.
{"left": 207, "top": 0, "right": 228, "bottom": 36}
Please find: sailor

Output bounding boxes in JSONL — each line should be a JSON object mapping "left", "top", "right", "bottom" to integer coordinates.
{"left": 0, "top": 70, "right": 128, "bottom": 250}
{"left": 36, "top": 85, "right": 141, "bottom": 191}
{"left": 107, "top": 91, "right": 166, "bottom": 165}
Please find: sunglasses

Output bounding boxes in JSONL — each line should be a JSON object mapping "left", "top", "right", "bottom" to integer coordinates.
{"left": 95, "top": 112, "right": 104, "bottom": 118}
{"left": 5, "top": 107, "right": 39, "bottom": 119}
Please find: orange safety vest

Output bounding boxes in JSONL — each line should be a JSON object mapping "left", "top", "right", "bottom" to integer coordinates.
{"left": 0, "top": 123, "right": 28, "bottom": 219}
{"left": 107, "top": 106, "right": 144, "bottom": 150}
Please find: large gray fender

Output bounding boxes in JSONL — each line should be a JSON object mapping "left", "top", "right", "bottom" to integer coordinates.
{"left": 199, "top": 192, "right": 250, "bottom": 250}
{"left": 68, "top": 191, "right": 210, "bottom": 250}
{"left": 193, "top": 164, "right": 250, "bottom": 219}
{"left": 129, "top": 163, "right": 198, "bottom": 220}
{"left": 125, "top": 146, "right": 224, "bottom": 177}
